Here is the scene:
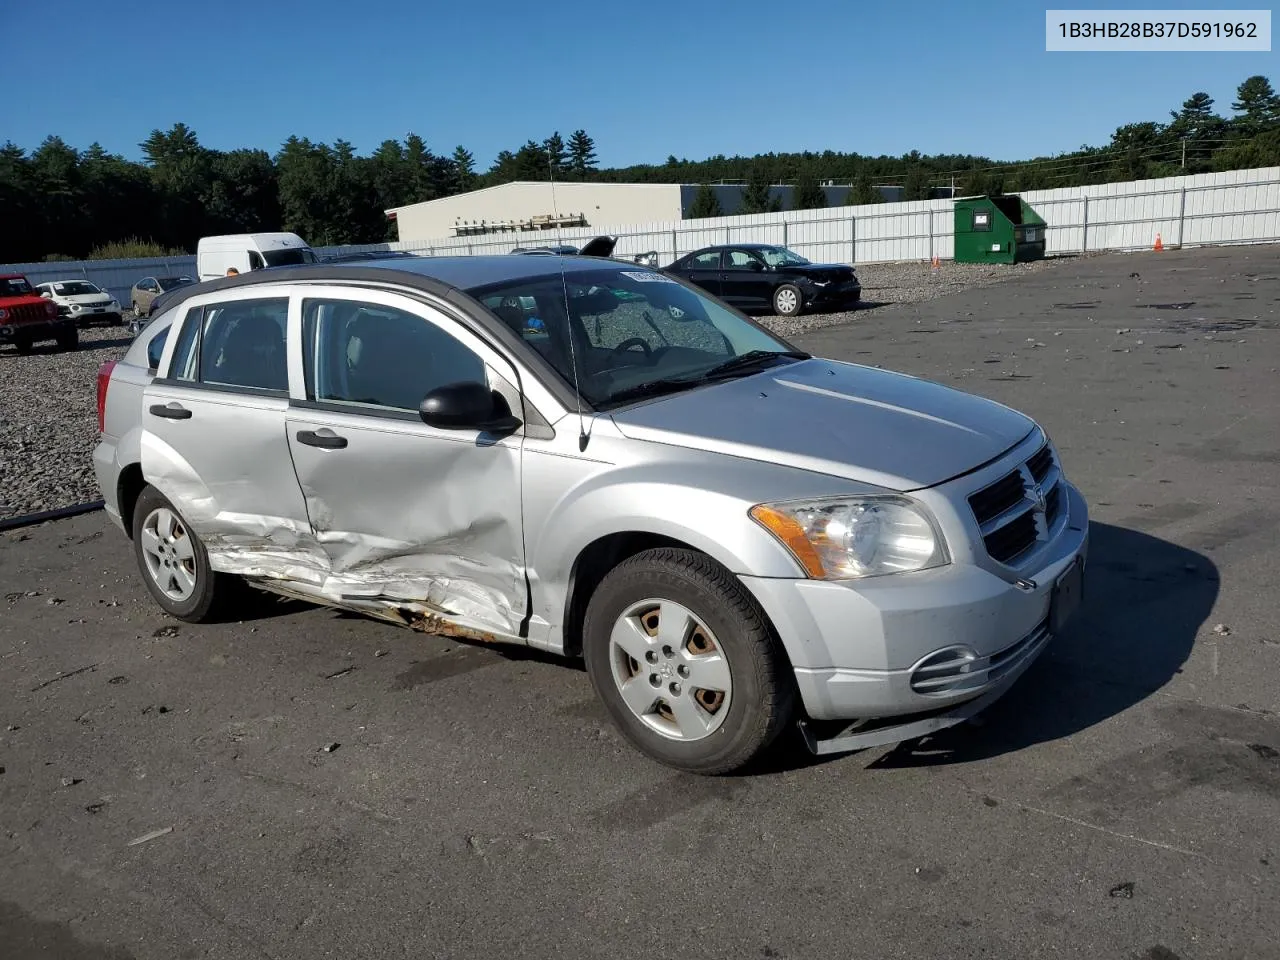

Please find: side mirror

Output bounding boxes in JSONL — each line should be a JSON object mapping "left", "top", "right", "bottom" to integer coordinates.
{"left": 40, "top": 291, "right": 51, "bottom": 298}
{"left": 419, "top": 381, "right": 522, "bottom": 434}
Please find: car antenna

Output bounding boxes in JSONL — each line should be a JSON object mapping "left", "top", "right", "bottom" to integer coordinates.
{"left": 549, "top": 154, "right": 591, "bottom": 452}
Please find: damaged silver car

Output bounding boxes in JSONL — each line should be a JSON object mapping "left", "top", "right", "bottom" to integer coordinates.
{"left": 93, "top": 253, "right": 1087, "bottom": 774}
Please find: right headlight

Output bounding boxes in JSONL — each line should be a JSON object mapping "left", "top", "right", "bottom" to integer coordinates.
{"left": 749, "top": 496, "right": 949, "bottom": 580}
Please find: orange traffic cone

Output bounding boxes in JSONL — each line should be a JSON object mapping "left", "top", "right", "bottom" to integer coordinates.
{"left": 1154, "top": 233, "right": 1164, "bottom": 251}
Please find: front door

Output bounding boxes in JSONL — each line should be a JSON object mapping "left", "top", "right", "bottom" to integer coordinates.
{"left": 720, "top": 248, "right": 771, "bottom": 308}
{"left": 141, "top": 293, "right": 316, "bottom": 575}
{"left": 283, "top": 288, "right": 527, "bottom": 640}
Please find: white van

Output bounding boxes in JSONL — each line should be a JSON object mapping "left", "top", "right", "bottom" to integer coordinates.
{"left": 196, "top": 233, "right": 318, "bottom": 281}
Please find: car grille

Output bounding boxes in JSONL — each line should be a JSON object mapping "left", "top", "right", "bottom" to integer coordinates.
{"left": 8, "top": 304, "right": 48, "bottom": 324}
{"left": 967, "top": 442, "right": 1065, "bottom": 565}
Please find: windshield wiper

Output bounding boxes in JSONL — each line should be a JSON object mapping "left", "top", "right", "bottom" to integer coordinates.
{"left": 605, "top": 351, "right": 810, "bottom": 406}
{"left": 606, "top": 377, "right": 706, "bottom": 405}
{"left": 699, "top": 349, "right": 810, "bottom": 379}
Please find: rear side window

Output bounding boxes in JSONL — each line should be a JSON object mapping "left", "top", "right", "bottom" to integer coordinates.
{"left": 146, "top": 326, "right": 169, "bottom": 371}
{"left": 168, "top": 298, "right": 289, "bottom": 393}
{"left": 689, "top": 251, "right": 722, "bottom": 269}
{"left": 301, "top": 298, "right": 484, "bottom": 412}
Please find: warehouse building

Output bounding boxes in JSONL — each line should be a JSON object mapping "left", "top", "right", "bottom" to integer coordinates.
{"left": 385, "top": 181, "right": 909, "bottom": 244}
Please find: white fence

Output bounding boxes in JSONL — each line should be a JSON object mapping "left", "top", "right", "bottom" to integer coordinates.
{"left": 4, "top": 166, "right": 1278, "bottom": 304}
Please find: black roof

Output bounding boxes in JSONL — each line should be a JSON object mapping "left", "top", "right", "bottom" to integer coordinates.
{"left": 685, "top": 243, "right": 785, "bottom": 253}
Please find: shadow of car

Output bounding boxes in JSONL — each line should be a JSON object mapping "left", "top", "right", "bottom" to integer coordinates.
{"left": 863, "top": 520, "right": 1214, "bottom": 768}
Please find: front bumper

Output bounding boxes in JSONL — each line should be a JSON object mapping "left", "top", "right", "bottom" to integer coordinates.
{"left": 807, "top": 282, "right": 861, "bottom": 309}
{"left": 70, "top": 305, "right": 121, "bottom": 325}
{"left": 0, "top": 318, "right": 75, "bottom": 343}
{"left": 741, "top": 481, "right": 1088, "bottom": 725}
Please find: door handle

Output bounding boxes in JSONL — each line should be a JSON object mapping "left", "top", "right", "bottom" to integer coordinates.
{"left": 296, "top": 429, "right": 348, "bottom": 449}
{"left": 149, "top": 403, "right": 191, "bottom": 420}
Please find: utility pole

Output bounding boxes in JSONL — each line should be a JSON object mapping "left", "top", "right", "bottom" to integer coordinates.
{"left": 1181, "top": 138, "right": 1187, "bottom": 169}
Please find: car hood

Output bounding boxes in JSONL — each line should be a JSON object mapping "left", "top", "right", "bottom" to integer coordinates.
{"left": 0, "top": 294, "right": 49, "bottom": 309}
{"left": 790, "top": 263, "right": 857, "bottom": 282}
{"left": 609, "top": 358, "right": 1036, "bottom": 491}
{"left": 58, "top": 293, "right": 114, "bottom": 305}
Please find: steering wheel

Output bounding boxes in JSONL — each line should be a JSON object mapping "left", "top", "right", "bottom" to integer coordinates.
{"left": 612, "top": 337, "right": 653, "bottom": 360}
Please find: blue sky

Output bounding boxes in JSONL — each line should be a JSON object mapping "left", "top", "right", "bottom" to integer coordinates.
{"left": 3, "top": 0, "right": 1274, "bottom": 168}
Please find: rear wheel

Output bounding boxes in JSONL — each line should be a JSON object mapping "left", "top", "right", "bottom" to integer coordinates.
{"left": 55, "top": 327, "right": 78, "bottom": 351}
{"left": 582, "top": 547, "right": 795, "bottom": 775}
{"left": 132, "top": 485, "right": 239, "bottom": 622}
{"left": 772, "top": 284, "right": 803, "bottom": 317}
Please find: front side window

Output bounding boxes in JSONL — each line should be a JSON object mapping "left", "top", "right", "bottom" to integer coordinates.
{"left": 168, "top": 297, "right": 288, "bottom": 392}
{"left": 302, "top": 298, "right": 485, "bottom": 412}
{"left": 725, "top": 250, "right": 764, "bottom": 270}
{"left": 471, "top": 267, "right": 800, "bottom": 410}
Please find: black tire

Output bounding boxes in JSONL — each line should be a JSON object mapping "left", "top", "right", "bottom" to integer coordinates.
{"left": 13, "top": 334, "right": 33, "bottom": 355}
{"left": 131, "top": 484, "right": 239, "bottom": 622}
{"left": 55, "top": 327, "right": 78, "bottom": 351}
{"left": 582, "top": 547, "right": 795, "bottom": 775}
{"left": 772, "top": 284, "right": 803, "bottom": 317}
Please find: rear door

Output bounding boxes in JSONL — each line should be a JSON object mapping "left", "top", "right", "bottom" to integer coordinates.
{"left": 283, "top": 287, "right": 528, "bottom": 640}
{"left": 681, "top": 250, "right": 724, "bottom": 298}
{"left": 141, "top": 291, "right": 317, "bottom": 576}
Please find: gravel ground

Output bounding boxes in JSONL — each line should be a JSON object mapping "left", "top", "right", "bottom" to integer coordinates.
{"left": 0, "top": 323, "right": 134, "bottom": 519}
{"left": 0, "top": 257, "right": 1074, "bottom": 521}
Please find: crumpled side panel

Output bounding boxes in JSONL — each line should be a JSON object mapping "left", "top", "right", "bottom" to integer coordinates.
{"left": 283, "top": 415, "right": 527, "bottom": 641}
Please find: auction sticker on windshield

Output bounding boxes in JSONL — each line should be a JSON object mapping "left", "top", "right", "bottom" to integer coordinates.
{"left": 621, "top": 271, "right": 678, "bottom": 283}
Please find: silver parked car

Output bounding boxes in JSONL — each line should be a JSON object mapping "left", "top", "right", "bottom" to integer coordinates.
{"left": 93, "top": 255, "right": 1087, "bottom": 774}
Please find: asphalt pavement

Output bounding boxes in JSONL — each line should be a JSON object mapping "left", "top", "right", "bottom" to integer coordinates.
{"left": 2, "top": 246, "right": 1278, "bottom": 960}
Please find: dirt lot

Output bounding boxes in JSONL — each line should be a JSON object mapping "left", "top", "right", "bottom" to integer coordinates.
{"left": 1, "top": 246, "right": 1278, "bottom": 960}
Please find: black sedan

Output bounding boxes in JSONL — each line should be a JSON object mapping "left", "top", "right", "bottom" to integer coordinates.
{"left": 665, "top": 244, "right": 860, "bottom": 317}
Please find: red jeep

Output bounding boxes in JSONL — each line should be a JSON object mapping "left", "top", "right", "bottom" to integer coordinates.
{"left": 0, "top": 273, "right": 78, "bottom": 353}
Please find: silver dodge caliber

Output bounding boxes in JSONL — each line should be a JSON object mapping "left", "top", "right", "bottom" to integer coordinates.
{"left": 93, "top": 254, "right": 1087, "bottom": 774}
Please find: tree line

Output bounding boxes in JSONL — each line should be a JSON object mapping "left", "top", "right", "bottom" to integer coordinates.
{"left": 1, "top": 74, "right": 1276, "bottom": 263}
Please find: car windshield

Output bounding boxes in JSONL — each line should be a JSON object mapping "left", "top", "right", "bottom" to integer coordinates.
{"left": 262, "top": 248, "right": 319, "bottom": 267}
{"left": 157, "top": 276, "right": 193, "bottom": 290}
{"left": 51, "top": 281, "right": 100, "bottom": 296}
{"left": 758, "top": 246, "right": 811, "bottom": 267}
{"left": 1, "top": 277, "right": 34, "bottom": 296}
{"left": 468, "top": 266, "right": 804, "bottom": 410}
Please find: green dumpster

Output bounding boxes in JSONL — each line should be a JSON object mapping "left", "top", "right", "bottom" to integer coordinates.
{"left": 953, "top": 194, "right": 1046, "bottom": 264}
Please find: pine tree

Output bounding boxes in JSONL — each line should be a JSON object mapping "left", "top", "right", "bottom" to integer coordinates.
{"left": 740, "top": 168, "right": 773, "bottom": 214}
{"left": 793, "top": 173, "right": 826, "bottom": 210}
{"left": 1231, "top": 75, "right": 1280, "bottom": 135}
{"left": 687, "top": 183, "right": 723, "bottom": 219}
{"left": 1169, "top": 92, "right": 1226, "bottom": 171}
{"left": 903, "top": 166, "right": 929, "bottom": 201}
{"left": 451, "top": 145, "right": 477, "bottom": 192}
{"left": 568, "top": 130, "right": 597, "bottom": 178}
{"left": 846, "top": 173, "right": 881, "bottom": 206}
{"left": 543, "top": 132, "right": 566, "bottom": 173}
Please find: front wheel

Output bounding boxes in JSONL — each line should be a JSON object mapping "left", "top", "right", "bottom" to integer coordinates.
{"left": 55, "top": 327, "right": 78, "bottom": 351}
{"left": 772, "top": 284, "right": 803, "bottom": 317}
{"left": 582, "top": 547, "right": 795, "bottom": 775}
{"left": 132, "top": 485, "right": 239, "bottom": 622}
